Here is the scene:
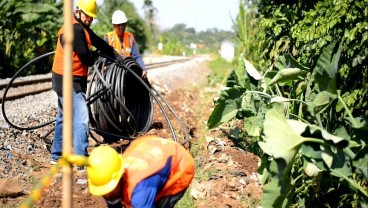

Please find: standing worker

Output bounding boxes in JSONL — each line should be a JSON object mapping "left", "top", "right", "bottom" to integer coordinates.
{"left": 87, "top": 135, "right": 195, "bottom": 208}
{"left": 50, "top": 0, "right": 124, "bottom": 166}
{"left": 104, "top": 10, "right": 147, "bottom": 79}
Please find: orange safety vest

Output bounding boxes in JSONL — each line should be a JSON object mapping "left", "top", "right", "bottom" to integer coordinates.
{"left": 52, "top": 18, "right": 92, "bottom": 76}
{"left": 105, "top": 31, "right": 134, "bottom": 57}
{"left": 121, "top": 135, "right": 195, "bottom": 207}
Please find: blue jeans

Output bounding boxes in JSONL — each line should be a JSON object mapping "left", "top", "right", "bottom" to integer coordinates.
{"left": 51, "top": 91, "right": 89, "bottom": 161}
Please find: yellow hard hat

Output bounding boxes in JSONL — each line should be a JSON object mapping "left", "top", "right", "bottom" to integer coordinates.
{"left": 87, "top": 146, "right": 124, "bottom": 196}
{"left": 76, "top": 0, "right": 97, "bottom": 18}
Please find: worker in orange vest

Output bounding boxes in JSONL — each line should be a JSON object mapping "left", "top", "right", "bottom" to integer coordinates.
{"left": 87, "top": 135, "right": 195, "bottom": 208}
{"left": 104, "top": 10, "right": 147, "bottom": 79}
{"left": 51, "top": 0, "right": 124, "bottom": 166}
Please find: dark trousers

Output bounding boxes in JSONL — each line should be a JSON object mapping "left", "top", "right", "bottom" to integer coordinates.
{"left": 106, "top": 189, "right": 187, "bottom": 208}
{"left": 155, "top": 189, "right": 187, "bottom": 208}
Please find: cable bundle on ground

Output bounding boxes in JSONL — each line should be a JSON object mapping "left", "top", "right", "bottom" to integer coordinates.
{"left": 3, "top": 51, "right": 189, "bottom": 145}
{"left": 88, "top": 57, "right": 153, "bottom": 143}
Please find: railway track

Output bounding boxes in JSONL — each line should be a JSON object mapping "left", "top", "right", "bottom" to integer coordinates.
{"left": 0, "top": 58, "right": 190, "bottom": 103}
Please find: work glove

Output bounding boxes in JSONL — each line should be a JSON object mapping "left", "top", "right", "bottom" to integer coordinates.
{"left": 113, "top": 50, "right": 125, "bottom": 67}
{"left": 116, "top": 56, "right": 124, "bottom": 67}
{"left": 91, "top": 50, "right": 100, "bottom": 60}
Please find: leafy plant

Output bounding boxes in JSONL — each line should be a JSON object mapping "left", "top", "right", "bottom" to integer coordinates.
{"left": 208, "top": 39, "right": 368, "bottom": 207}
{"left": 0, "top": 0, "right": 62, "bottom": 78}
{"left": 209, "top": 0, "right": 368, "bottom": 207}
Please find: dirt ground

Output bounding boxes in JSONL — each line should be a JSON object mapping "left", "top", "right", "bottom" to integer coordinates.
{"left": 1, "top": 58, "right": 262, "bottom": 207}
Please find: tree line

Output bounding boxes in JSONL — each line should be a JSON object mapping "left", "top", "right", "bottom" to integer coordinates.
{"left": 0, "top": 0, "right": 236, "bottom": 79}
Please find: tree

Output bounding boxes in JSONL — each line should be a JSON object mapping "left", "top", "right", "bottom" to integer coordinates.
{"left": 256, "top": 0, "right": 368, "bottom": 116}
{"left": 0, "top": 0, "right": 62, "bottom": 78}
{"left": 91, "top": 0, "right": 150, "bottom": 53}
{"left": 142, "top": 0, "right": 158, "bottom": 35}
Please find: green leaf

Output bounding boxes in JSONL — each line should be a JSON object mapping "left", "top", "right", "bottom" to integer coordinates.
{"left": 330, "top": 169, "right": 368, "bottom": 198}
{"left": 244, "top": 59, "right": 262, "bottom": 80}
{"left": 312, "top": 42, "right": 341, "bottom": 93}
{"left": 334, "top": 126, "right": 350, "bottom": 141}
{"left": 207, "top": 99, "right": 238, "bottom": 128}
{"left": 222, "top": 100, "right": 239, "bottom": 121}
{"left": 244, "top": 115, "right": 263, "bottom": 137}
{"left": 225, "top": 70, "right": 239, "bottom": 87}
{"left": 207, "top": 87, "right": 245, "bottom": 128}
{"left": 268, "top": 68, "right": 308, "bottom": 86}
{"left": 262, "top": 176, "right": 293, "bottom": 208}
{"left": 287, "top": 119, "right": 349, "bottom": 147}
{"left": 260, "top": 108, "right": 304, "bottom": 163}
{"left": 276, "top": 54, "right": 309, "bottom": 71}
{"left": 327, "top": 147, "right": 352, "bottom": 176}
{"left": 347, "top": 116, "right": 368, "bottom": 130}
{"left": 238, "top": 64, "right": 252, "bottom": 90}
{"left": 301, "top": 144, "right": 322, "bottom": 160}
{"left": 308, "top": 91, "right": 337, "bottom": 115}
{"left": 307, "top": 124, "right": 349, "bottom": 147}
{"left": 14, "top": 3, "right": 59, "bottom": 14}
{"left": 353, "top": 145, "right": 368, "bottom": 180}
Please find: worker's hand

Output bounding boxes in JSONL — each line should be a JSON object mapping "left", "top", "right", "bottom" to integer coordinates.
{"left": 116, "top": 56, "right": 124, "bottom": 67}
{"left": 91, "top": 50, "right": 100, "bottom": 60}
{"left": 113, "top": 50, "right": 125, "bottom": 67}
{"left": 141, "top": 70, "right": 147, "bottom": 79}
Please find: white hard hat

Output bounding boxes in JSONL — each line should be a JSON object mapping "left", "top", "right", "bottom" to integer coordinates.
{"left": 112, "top": 10, "right": 128, "bottom": 24}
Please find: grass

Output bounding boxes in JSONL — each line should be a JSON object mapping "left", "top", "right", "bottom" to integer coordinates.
{"left": 240, "top": 196, "right": 262, "bottom": 208}
{"left": 195, "top": 168, "right": 219, "bottom": 182}
{"left": 207, "top": 55, "right": 234, "bottom": 86}
{"left": 177, "top": 55, "right": 236, "bottom": 208}
{"left": 176, "top": 189, "right": 196, "bottom": 208}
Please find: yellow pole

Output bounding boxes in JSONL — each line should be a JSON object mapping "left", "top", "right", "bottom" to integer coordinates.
{"left": 62, "top": 0, "right": 73, "bottom": 207}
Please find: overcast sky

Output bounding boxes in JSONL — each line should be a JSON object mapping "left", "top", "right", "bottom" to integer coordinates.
{"left": 93, "top": 0, "right": 239, "bottom": 32}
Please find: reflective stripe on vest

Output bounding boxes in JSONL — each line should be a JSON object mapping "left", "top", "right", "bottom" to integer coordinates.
{"left": 120, "top": 136, "right": 195, "bottom": 207}
{"left": 105, "top": 31, "right": 133, "bottom": 57}
{"left": 52, "top": 18, "right": 92, "bottom": 76}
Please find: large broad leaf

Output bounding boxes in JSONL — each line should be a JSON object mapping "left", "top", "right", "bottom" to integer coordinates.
{"left": 226, "top": 70, "right": 239, "bottom": 87}
{"left": 207, "top": 87, "right": 246, "bottom": 128}
{"left": 348, "top": 116, "right": 368, "bottom": 138}
{"left": 312, "top": 42, "right": 341, "bottom": 93}
{"left": 244, "top": 114, "right": 264, "bottom": 137}
{"left": 305, "top": 124, "right": 349, "bottom": 147}
{"left": 230, "top": 61, "right": 251, "bottom": 89}
{"left": 275, "top": 54, "right": 310, "bottom": 71}
{"left": 301, "top": 144, "right": 323, "bottom": 160}
{"left": 207, "top": 99, "right": 238, "bottom": 128}
{"left": 268, "top": 68, "right": 308, "bottom": 86}
{"left": 260, "top": 159, "right": 293, "bottom": 208}
{"left": 262, "top": 175, "right": 293, "bottom": 208}
{"left": 307, "top": 91, "right": 337, "bottom": 115}
{"left": 353, "top": 145, "right": 368, "bottom": 180}
{"left": 330, "top": 168, "right": 368, "bottom": 198}
{"left": 216, "top": 86, "right": 246, "bottom": 103}
{"left": 321, "top": 145, "right": 352, "bottom": 177}
{"left": 287, "top": 119, "right": 349, "bottom": 147}
{"left": 244, "top": 59, "right": 262, "bottom": 80}
{"left": 259, "top": 108, "right": 305, "bottom": 164}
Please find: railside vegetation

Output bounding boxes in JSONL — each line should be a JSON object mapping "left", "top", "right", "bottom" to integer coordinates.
{"left": 208, "top": 1, "right": 368, "bottom": 207}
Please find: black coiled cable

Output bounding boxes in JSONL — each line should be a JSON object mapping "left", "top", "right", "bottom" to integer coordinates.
{"left": 2, "top": 52, "right": 189, "bottom": 145}
{"left": 88, "top": 57, "right": 153, "bottom": 143}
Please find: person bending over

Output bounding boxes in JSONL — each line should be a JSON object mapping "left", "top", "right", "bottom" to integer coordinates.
{"left": 87, "top": 135, "right": 195, "bottom": 208}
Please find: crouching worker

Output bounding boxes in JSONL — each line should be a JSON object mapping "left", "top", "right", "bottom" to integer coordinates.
{"left": 87, "top": 135, "right": 195, "bottom": 208}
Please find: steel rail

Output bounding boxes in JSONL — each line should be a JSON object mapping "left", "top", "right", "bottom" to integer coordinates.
{"left": 0, "top": 58, "right": 190, "bottom": 103}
